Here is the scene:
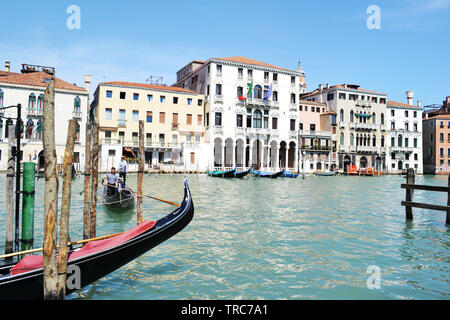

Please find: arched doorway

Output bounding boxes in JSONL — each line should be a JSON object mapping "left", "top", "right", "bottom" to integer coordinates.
{"left": 252, "top": 139, "right": 263, "bottom": 169}
{"left": 235, "top": 139, "right": 245, "bottom": 168}
{"left": 343, "top": 155, "right": 351, "bottom": 173}
{"left": 376, "top": 156, "right": 382, "bottom": 171}
{"left": 288, "top": 141, "right": 296, "bottom": 169}
{"left": 224, "top": 138, "right": 233, "bottom": 167}
{"left": 398, "top": 160, "right": 403, "bottom": 171}
{"left": 213, "top": 138, "right": 223, "bottom": 167}
{"left": 270, "top": 140, "right": 278, "bottom": 169}
{"left": 279, "top": 141, "right": 287, "bottom": 169}
{"left": 38, "top": 150, "right": 45, "bottom": 170}
{"left": 360, "top": 156, "right": 368, "bottom": 169}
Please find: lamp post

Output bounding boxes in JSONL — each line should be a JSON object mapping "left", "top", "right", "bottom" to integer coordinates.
{"left": 302, "top": 151, "right": 306, "bottom": 179}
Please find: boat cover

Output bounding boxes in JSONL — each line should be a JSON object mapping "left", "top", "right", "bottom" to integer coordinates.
{"left": 10, "top": 220, "right": 156, "bottom": 276}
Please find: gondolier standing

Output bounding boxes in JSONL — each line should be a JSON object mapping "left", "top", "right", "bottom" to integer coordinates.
{"left": 119, "top": 156, "right": 127, "bottom": 184}
{"left": 106, "top": 167, "right": 119, "bottom": 196}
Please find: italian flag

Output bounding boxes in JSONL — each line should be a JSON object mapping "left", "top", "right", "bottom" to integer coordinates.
{"left": 238, "top": 80, "right": 253, "bottom": 101}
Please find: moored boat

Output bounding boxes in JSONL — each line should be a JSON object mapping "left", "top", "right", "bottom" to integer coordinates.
{"left": 0, "top": 179, "right": 194, "bottom": 300}
{"left": 102, "top": 180, "right": 136, "bottom": 210}
{"left": 233, "top": 168, "right": 251, "bottom": 178}
{"left": 314, "top": 171, "right": 336, "bottom": 176}
{"left": 206, "top": 168, "right": 236, "bottom": 178}
{"left": 251, "top": 168, "right": 284, "bottom": 178}
{"left": 282, "top": 171, "right": 299, "bottom": 178}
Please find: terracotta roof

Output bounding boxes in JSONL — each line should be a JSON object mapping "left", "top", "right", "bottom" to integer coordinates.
{"left": 213, "top": 56, "right": 298, "bottom": 73}
{"left": 387, "top": 100, "right": 421, "bottom": 109}
{"left": 298, "top": 99, "right": 327, "bottom": 106}
{"left": 301, "top": 84, "right": 385, "bottom": 98}
{"left": 425, "top": 114, "right": 450, "bottom": 120}
{"left": 321, "top": 111, "right": 337, "bottom": 115}
{"left": 101, "top": 81, "right": 198, "bottom": 94}
{"left": 0, "top": 71, "right": 86, "bottom": 92}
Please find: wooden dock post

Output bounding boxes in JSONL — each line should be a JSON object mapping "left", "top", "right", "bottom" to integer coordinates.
{"left": 447, "top": 174, "right": 450, "bottom": 225}
{"left": 42, "top": 77, "right": 59, "bottom": 300}
{"left": 90, "top": 121, "right": 99, "bottom": 238}
{"left": 405, "top": 168, "right": 415, "bottom": 220}
{"left": 5, "top": 119, "right": 15, "bottom": 255}
{"left": 83, "top": 119, "right": 91, "bottom": 239}
{"left": 137, "top": 120, "right": 144, "bottom": 224}
{"left": 56, "top": 119, "right": 77, "bottom": 300}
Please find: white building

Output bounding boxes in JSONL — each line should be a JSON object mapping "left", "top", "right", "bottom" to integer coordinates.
{"left": 386, "top": 91, "right": 423, "bottom": 174}
{"left": 0, "top": 62, "right": 89, "bottom": 171}
{"left": 175, "top": 56, "right": 307, "bottom": 172}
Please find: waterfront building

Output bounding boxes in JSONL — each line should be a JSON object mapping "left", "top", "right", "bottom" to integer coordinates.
{"left": 0, "top": 61, "right": 89, "bottom": 171}
{"left": 91, "top": 81, "right": 207, "bottom": 172}
{"left": 386, "top": 91, "right": 423, "bottom": 174}
{"left": 301, "top": 84, "right": 388, "bottom": 173}
{"left": 422, "top": 96, "right": 450, "bottom": 174}
{"left": 298, "top": 100, "right": 337, "bottom": 173}
{"left": 175, "top": 56, "right": 307, "bottom": 171}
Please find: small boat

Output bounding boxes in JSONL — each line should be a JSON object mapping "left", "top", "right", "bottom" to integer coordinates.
{"left": 251, "top": 168, "right": 284, "bottom": 179}
{"left": 314, "top": 171, "right": 336, "bottom": 176}
{"left": 0, "top": 179, "right": 194, "bottom": 300}
{"left": 282, "top": 171, "right": 299, "bottom": 178}
{"left": 103, "top": 182, "right": 135, "bottom": 210}
{"left": 206, "top": 168, "right": 236, "bottom": 178}
{"left": 233, "top": 168, "right": 251, "bottom": 178}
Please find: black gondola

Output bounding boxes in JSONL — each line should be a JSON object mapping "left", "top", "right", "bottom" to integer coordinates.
{"left": 0, "top": 179, "right": 194, "bottom": 300}
{"left": 103, "top": 184, "right": 135, "bottom": 210}
{"left": 233, "top": 168, "right": 251, "bottom": 178}
{"left": 206, "top": 168, "right": 236, "bottom": 178}
{"left": 251, "top": 168, "right": 284, "bottom": 179}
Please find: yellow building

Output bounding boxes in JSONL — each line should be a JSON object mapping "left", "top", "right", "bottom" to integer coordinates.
{"left": 91, "top": 81, "right": 206, "bottom": 172}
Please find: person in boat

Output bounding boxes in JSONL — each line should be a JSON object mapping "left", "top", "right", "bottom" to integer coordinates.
{"left": 117, "top": 177, "right": 126, "bottom": 192}
{"left": 106, "top": 167, "right": 119, "bottom": 196}
{"left": 119, "top": 156, "right": 127, "bottom": 184}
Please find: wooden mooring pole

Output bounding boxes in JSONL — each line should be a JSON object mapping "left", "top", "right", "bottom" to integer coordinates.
{"left": 42, "top": 77, "right": 59, "bottom": 299}
{"left": 90, "top": 120, "right": 99, "bottom": 238}
{"left": 405, "top": 168, "right": 414, "bottom": 220}
{"left": 137, "top": 120, "right": 144, "bottom": 224}
{"left": 5, "top": 118, "right": 15, "bottom": 256}
{"left": 56, "top": 119, "right": 77, "bottom": 300}
{"left": 83, "top": 119, "right": 91, "bottom": 239}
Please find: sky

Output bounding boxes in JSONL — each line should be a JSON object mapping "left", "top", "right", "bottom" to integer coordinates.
{"left": 0, "top": 0, "right": 449, "bottom": 106}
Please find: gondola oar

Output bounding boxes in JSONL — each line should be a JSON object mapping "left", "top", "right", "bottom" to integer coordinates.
{"left": 0, "top": 232, "right": 124, "bottom": 260}
{"left": 104, "top": 183, "right": 179, "bottom": 207}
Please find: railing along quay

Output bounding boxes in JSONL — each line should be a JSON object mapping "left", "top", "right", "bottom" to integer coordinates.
{"left": 401, "top": 168, "right": 450, "bottom": 225}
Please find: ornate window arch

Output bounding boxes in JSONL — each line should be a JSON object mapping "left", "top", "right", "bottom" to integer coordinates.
{"left": 28, "top": 93, "right": 36, "bottom": 111}
{"left": 253, "top": 85, "right": 262, "bottom": 99}
{"left": 0, "top": 89, "right": 3, "bottom": 107}
{"left": 253, "top": 109, "right": 262, "bottom": 128}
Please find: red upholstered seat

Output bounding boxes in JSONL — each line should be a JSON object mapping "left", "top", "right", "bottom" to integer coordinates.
{"left": 10, "top": 221, "right": 156, "bottom": 276}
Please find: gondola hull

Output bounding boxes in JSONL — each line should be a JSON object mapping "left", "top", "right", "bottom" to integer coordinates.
{"left": 0, "top": 180, "right": 194, "bottom": 300}
{"left": 233, "top": 169, "right": 251, "bottom": 178}
{"left": 314, "top": 172, "right": 336, "bottom": 176}
{"left": 206, "top": 168, "right": 236, "bottom": 178}
{"left": 103, "top": 188, "right": 135, "bottom": 209}
{"left": 251, "top": 169, "right": 284, "bottom": 179}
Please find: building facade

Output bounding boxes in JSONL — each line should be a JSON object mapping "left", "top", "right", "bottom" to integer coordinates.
{"left": 301, "top": 84, "right": 388, "bottom": 173}
{"left": 91, "top": 81, "right": 207, "bottom": 172}
{"left": 0, "top": 62, "right": 89, "bottom": 171}
{"left": 298, "top": 100, "right": 337, "bottom": 173}
{"left": 175, "top": 56, "right": 307, "bottom": 172}
{"left": 386, "top": 94, "right": 423, "bottom": 174}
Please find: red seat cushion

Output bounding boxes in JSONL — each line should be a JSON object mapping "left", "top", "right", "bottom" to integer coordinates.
{"left": 10, "top": 221, "right": 156, "bottom": 276}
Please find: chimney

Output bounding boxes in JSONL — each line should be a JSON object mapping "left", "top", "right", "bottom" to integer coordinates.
{"left": 326, "top": 83, "right": 329, "bottom": 89}
{"left": 297, "top": 60, "right": 303, "bottom": 73}
{"left": 406, "top": 90, "right": 414, "bottom": 105}
{"left": 319, "top": 84, "right": 323, "bottom": 92}
{"left": 5, "top": 61, "right": 10, "bottom": 72}
{"left": 84, "top": 74, "right": 92, "bottom": 94}
{"left": 417, "top": 100, "right": 421, "bottom": 109}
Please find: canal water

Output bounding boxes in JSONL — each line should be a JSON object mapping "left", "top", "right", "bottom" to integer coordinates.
{"left": 0, "top": 173, "right": 448, "bottom": 299}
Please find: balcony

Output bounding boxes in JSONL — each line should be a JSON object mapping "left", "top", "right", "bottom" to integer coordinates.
{"left": 214, "top": 95, "right": 224, "bottom": 103}
{"left": 339, "top": 121, "right": 345, "bottom": 128}
{"left": 299, "top": 130, "right": 332, "bottom": 138}
{"left": 349, "top": 122, "right": 356, "bottom": 129}
{"left": 289, "top": 131, "right": 298, "bottom": 139}
{"left": 235, "top": 127, "right": 245, "bottom": 136}
{"left": 118, "top": 119, "right": 127, "bottom": 127}
{"left": 171, "top": 122, "right": 179, "bottom": 131}
{"left": 213, "top": 126, "right": 223, "bottom": 135}
{"left": 72, "top": 111, "right": 82, "bottom": 119}
{"left": 271, "top": 129, "right": 279, "bottom": 137}
{"left": 27, "top": 108, "right": 43, "bottom": 116}
{"left": 289, "top": 103, "right": 298, "bottom": 112}
{"left": 236, "top": 97, "right": 246, "bottom": 105}
{"left": 357, "top": 146, "right": 375, "bottom": 153}
{"left": 380, "top": 124, "right": 386, "bottom": 131}
{"left": 339, "top": 145, "right": 346, "bottom": 152}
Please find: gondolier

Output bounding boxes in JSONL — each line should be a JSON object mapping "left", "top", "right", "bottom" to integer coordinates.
{"left": 119, "top": 156, "right": 127, "bottom": 184}
{"left": 106, "top": 167, "right": 119, "bottom": 196}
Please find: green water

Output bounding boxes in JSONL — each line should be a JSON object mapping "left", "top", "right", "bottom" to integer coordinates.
{"left": 0, "top": 173, "right": 449, "bottom": 300}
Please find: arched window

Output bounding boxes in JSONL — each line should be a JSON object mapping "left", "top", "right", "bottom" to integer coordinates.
{"left": 74, "top": 96, "right": 81, "bottom": 112}
{"left": 253, "top": 85, "right": 262, "bottom": 99}
{"left": 340, "top": 133, "right": 344, "bottom": 145}
{"left": 26, "top": 118, "right": 34, "bottom": 139}
{"left": 372, "top": 112, "right": 376, "bottom": 124}
{"left": 381, "top": 136, "right": 385, "bottom": 147}
{"left": 28, "top": 93, "right": 36, "bottom": 112}
{"left": 356, "top": 134, "right": 359, "bottom": 146}
{"left": 350, "top": 110, "right": 354, "bottom": 123}
{"left": 373, "top": 135, "right": 376, "bottom": 147}
{"left": 37, "top": 94, "right": 44, "bottom": 112}
{"left": 0, "top": 118, "right": 3, "bottom": 139}
{"left": 253, "top": 110, "right": 262, "bottom": 128}
{"left": 340, "top": 109, "right": 344, "bottom": 122}
{"left": 398, "top": 135, "right": 403, "bottom": 147}
{"left": 75, "top": 121, "right": 80, "bottom": 142}
{"left": 381, "top": 113, "right": 385, "bottom": 125}
{"left": 36, "top": 119, "right": 43, "bottom": 140}
{"left": 350, "top": 133, "right": 354, "bottom": 146}
{"left": 0, "top": 89, "right": 3, "bottom": 107}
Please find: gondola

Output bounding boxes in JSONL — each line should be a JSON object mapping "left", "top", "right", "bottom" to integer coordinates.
{"left": 206, "top": 168, "right": 236, "bottom": 178}
{"left": 251, "top": 168, "right": 284, "bottom": 179}
{"left": 233, "top": 168, "right": 251, "bottom": 178}
{"left": 282, "top": 171, "right": 299, "bottom": 178}
{"left": 103, "top": 183, "right": 136, "bottom": 210}
{"left": 0, "top": 179, "right": 194, "bottom": 300}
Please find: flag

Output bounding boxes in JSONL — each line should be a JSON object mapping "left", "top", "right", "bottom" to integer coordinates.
{"left": 247, "top": 80, "right": 253, "bottom": 98}
{"left": 264, "top": 83, "right": 273, "bottom": 100}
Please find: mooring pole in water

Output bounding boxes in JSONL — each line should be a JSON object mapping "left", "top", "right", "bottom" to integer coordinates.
{"left": 90, "top": 120, "right": 99, "bottom": 238}
{"left": 43, "top": 76, "right": 59, "bottom": 300}
{"left": 14, "top": 103, "right": 22, "bottom": 253}
{"left": 56, "top": 119, "right": 77, "bottom": 300}
{"left": 447, "top": 174, "right": 450, "bottom": 225}
{"left": 21, "top": 162, "right": 36, "bottom": 252}
{"left": 5, "top": 118, "right": 15, "bottom": 256}
{"left": 405, "top": 168, "right": 415, "bottom": 220}
{"left": 83, "top": 115, "right": 92, "bottom": 239}
{"left": 137, "top": 120, "right": 144, "bottom": 224}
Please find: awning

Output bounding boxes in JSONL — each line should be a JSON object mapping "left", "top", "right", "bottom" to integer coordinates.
{"left": 124, "top": 147, "right": 136, "bottom": 157}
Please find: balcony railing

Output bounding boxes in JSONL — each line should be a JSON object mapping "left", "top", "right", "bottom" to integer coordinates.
{"left": 171, "top": 122, "right": 179, "bottom": 130}
{"left": 214, "top": 95, "right": 224, "bottom": 103}
{"left": 235, "top": 127, "right": 245, "bottom": 136}
{"left": 73, "top": 111, "right": 82, "bottom": 119}
{"left": 118, "top": 119, "right": 126, "bottom": 127}
{"left": 299, "top": 130, "right": 332, "bottom": 138}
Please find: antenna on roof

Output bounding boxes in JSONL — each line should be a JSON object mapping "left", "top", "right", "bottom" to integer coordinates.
{"left": 146, "top": 76, "right": 164, "bottom": 85}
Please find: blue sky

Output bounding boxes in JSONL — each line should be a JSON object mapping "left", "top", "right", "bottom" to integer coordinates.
{"left": 1, "top": 0, "right": 449, "bottom": 106}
